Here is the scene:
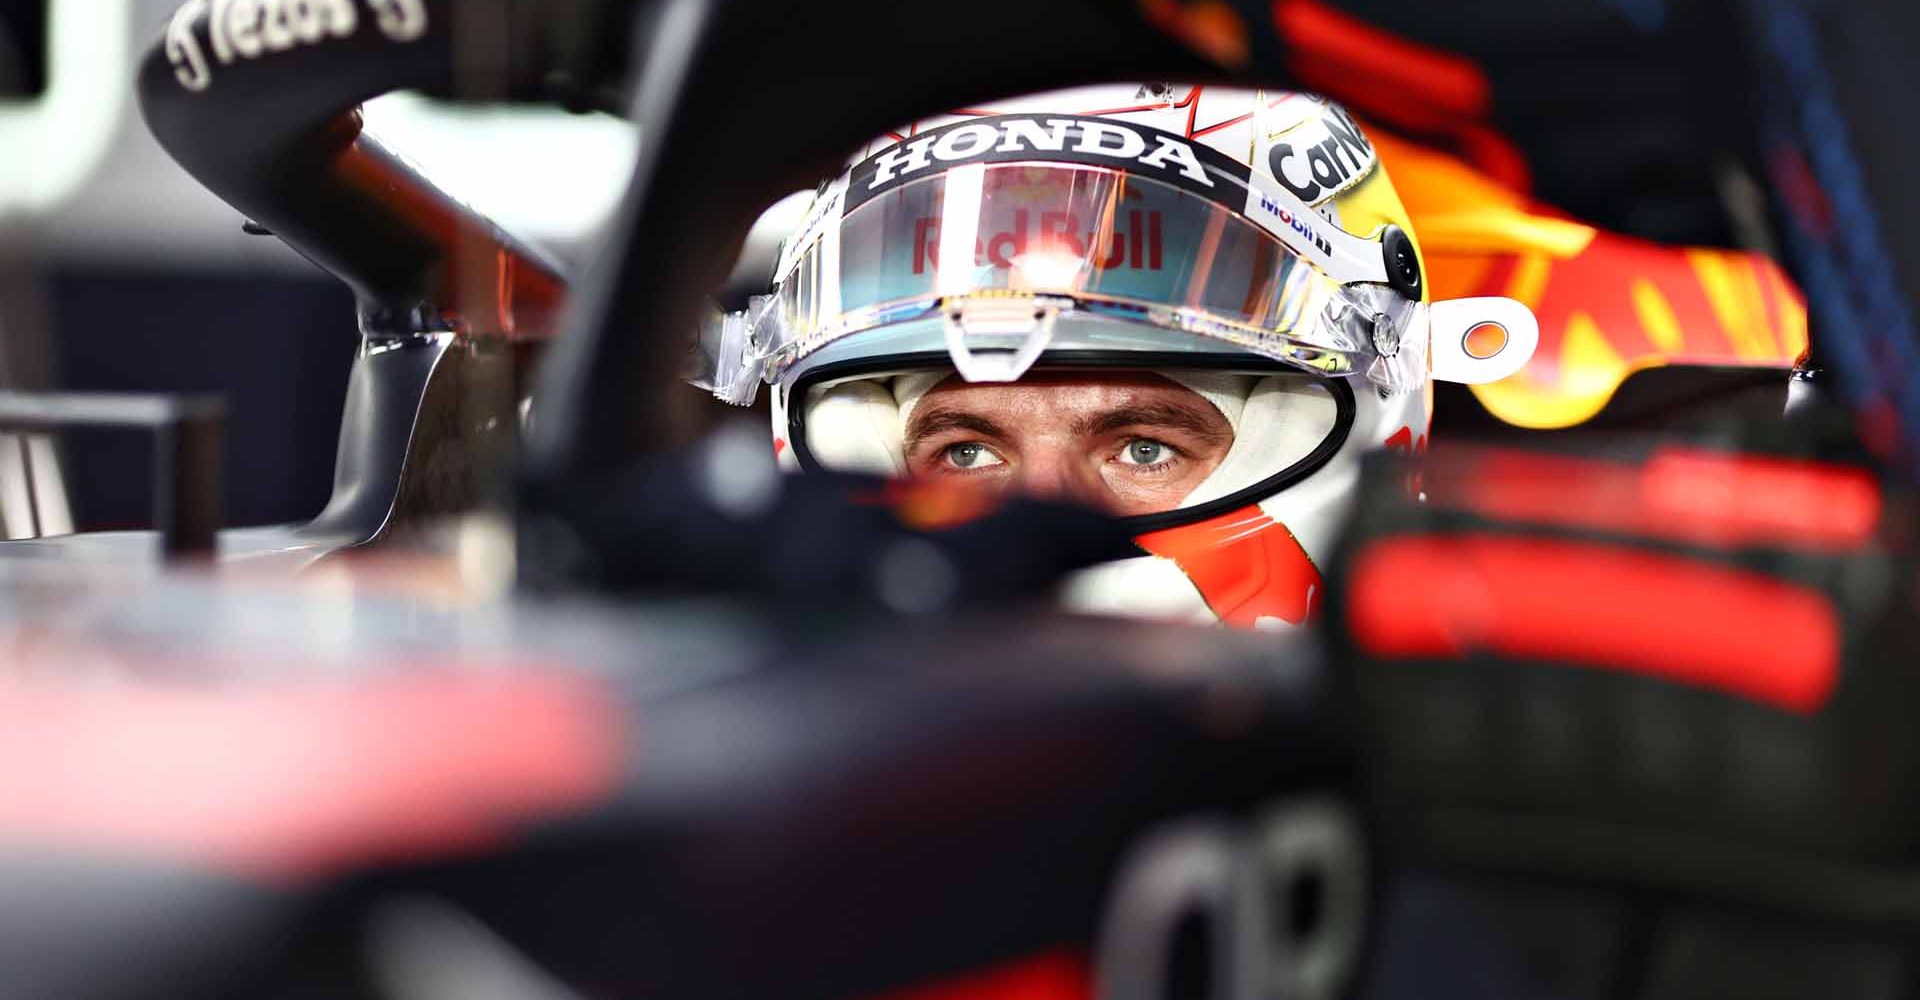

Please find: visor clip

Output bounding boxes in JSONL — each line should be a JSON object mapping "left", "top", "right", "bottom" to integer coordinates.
{"left": 1368, "top": 311, "right": 1399, "bottom": 359}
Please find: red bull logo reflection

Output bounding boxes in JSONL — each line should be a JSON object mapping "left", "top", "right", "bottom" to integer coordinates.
{"left": 912, "top": 210, "right": 1166, "bottom": 274}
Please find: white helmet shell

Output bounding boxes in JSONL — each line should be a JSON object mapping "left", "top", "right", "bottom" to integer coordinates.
{"left": 736, "top": 84, "right": 1535, "bottom": 628}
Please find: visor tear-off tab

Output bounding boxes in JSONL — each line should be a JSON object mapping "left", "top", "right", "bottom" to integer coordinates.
{"left": 943, "top": 296, "right": 1064, "bottom": 382}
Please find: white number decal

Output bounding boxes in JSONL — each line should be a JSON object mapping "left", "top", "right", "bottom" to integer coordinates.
{"left": 165, "top": 0, "right": 213, "bottom": 92}
{"left": 285, "top": 0, "right": 325, "bottom": 43}
{"left": 366, "top": 0, "right": 428, "bottom": 42}
{"left": 164, "top": 0, "right": 415, "bottom": 93}
{"left": 222, "top": 0, "right": 263, "bottom": 60}
{"left": 323, "top": 0, "right": 360, "bottom": 38}
{"left": 1095, "top": 797, "right": 1368, "bottom": 1000}
{"left": 259, "top": 0, "right": 296, "bottom": 51}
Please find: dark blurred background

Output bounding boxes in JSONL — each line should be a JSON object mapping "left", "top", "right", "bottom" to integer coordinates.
{"left": 1332, "top": 0, "right": 1765, "bottom": 249}
{"left": 2, "top": 0, "right": 351, "bottom": 528}
{"left": 46, "top": 271, "right": 354, "bottom": 529}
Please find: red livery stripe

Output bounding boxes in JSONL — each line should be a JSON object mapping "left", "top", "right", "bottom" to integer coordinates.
{"left": 858, "top": 951, "right": 1090, "bottom": 1000}
{"left": 1348, "top": 534, "right": 1840, "bottom": 713}
{"left": 0, "top": 672, "right": 624, "bottom": 882}
{"left": 1430, "top": 447, "right": 1881, "bottom": 553}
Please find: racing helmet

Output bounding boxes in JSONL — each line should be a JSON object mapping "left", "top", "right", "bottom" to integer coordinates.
{"left": 694, "top": 85, "right": 1537, "bottom": 628}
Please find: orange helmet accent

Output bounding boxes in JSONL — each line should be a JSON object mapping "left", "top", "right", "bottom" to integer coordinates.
{"left": 1136, "top": 505, "right": 1323, "bottom": 627}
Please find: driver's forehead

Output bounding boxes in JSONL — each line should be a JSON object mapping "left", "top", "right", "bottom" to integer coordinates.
{"left": 915, "top": 372, "right": 1206, "bottom": 421}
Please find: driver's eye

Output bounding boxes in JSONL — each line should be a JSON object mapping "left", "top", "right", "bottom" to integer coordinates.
{"left": 1119, "top": 439, "right": 1173, "bottom": 466}
{"left": 944, "top": 442, "right": 1004, "bottom": 469}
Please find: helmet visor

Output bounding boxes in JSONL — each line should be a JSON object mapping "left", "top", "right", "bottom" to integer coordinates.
{"left": 766, "top": 162, "right": 1397, "bottom": 383}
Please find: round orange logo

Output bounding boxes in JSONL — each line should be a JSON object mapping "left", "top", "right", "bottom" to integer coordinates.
{"left": 1463, "top": 321, "right": 1509, "bottom": 360}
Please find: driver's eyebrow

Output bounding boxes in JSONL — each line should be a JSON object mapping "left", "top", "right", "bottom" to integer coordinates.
{"left": 904, "top": 408, "right": 1010, "bottom": 447}
{"left": 1077, "top": 402, "right": 1230, "bottom": 442}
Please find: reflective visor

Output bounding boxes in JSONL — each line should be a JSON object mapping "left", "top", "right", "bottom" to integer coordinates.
{"left": 765, "top": 162, "right": 1399, "bottom": 384}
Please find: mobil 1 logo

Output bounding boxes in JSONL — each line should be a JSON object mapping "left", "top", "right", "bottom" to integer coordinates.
{"left": 844, "top": 114, "right": 1254, "bottom": 214}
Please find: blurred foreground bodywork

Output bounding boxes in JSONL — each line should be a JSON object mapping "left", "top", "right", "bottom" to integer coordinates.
{"left": 4, "top": 424, "right": 1916, "bottom": 1000}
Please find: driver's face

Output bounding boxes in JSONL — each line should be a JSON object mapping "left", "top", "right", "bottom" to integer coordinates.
{"left": 901, "top": 372, "right": 1233, "bottom": 516}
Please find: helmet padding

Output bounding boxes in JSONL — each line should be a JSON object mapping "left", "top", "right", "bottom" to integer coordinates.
{"left": 1178, "top": 376, "right": 1339, "bottom": 508}
{"left": 804, "top": 379, "right": 905, "bottom": 476}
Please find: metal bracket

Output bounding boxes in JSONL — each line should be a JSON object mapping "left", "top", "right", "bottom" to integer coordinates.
{"left": 0, "top": 392, "right": 223, "bottom": 560}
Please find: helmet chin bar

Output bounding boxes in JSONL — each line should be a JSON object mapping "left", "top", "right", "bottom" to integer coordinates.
{"left": 942, "top": 295, "right": 1065, "bottom": 383}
